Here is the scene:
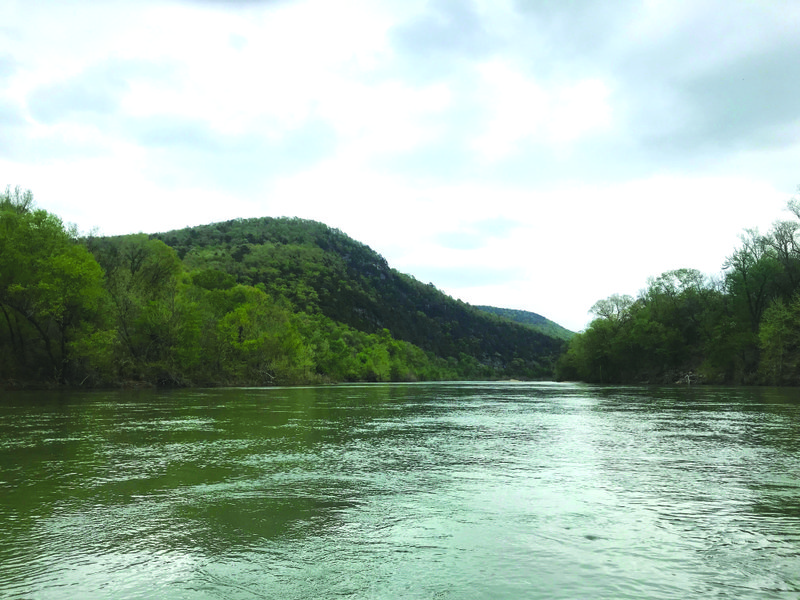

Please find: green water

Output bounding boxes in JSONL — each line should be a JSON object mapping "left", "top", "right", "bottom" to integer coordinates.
{"left": 1, "top": 382, "right": 799, "bottom": 599}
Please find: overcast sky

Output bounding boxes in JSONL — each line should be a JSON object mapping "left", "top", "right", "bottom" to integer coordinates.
{"left": 2, "top": 0, "right": 800, "bottom": 331}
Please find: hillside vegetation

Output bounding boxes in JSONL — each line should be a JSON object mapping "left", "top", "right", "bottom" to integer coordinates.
{"left": 476, "top": 306, "right": 574, "bottom": 341}
{"left": 0, "top": 187, "right": 566, "bottom": 387}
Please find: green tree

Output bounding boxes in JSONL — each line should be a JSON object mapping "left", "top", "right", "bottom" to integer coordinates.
{"left": 88, "top": 234, "right": 184, "bottom": 382}
{"left": 215, "top": 286, "right": 313, "bottom": 385}
{"left": 723, "top": 230, "right": 781, "bottom": 333}
{"left": 758, "top": 296, "right": 800, "bottom": 385}
{"left": 590, "top": 293, "right": 634, "bottom": 324}
{"left": 0, "top": 188, "right": 108, "bottom": 383}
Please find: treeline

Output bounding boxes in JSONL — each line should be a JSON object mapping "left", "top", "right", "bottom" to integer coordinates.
{"left": 0, "top": 187, "right": 563, "bottom": 388}
{"left": 557, "top": 195, "right": 800, "bottom": 385}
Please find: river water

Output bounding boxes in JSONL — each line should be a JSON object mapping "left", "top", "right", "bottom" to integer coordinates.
{"left": 0, "top": 382, "right": 798, "bottom": 599}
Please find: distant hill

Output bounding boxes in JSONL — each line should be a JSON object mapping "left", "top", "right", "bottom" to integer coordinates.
{"left": 476, "top": 306, "right": 574, "bottom": 341}
{"left": 141, "top": 216, "right": 567, "bottom": 378}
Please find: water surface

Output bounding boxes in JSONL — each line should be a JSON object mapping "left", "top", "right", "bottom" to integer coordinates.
{"left": 1, "top": 383, "right": 799, "bottom": 599}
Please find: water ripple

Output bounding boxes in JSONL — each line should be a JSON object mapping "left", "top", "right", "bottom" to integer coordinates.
{"left": 1, "top": 384, "right": 799, "bottom": 599}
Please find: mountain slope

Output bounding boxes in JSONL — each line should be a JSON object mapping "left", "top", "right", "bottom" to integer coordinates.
{"left": 146, "top": 216, "right": 566, "bottom": 377}
{"left": 476, "top": 306, "right": 574, "bottom": 341}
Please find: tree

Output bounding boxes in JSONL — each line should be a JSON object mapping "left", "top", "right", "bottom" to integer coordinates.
{"left": 723, "top": 230, "right": 782, "bottom": 333}
{"left": 590, "top": 293, "right": 634, "bottom": 324}
{"left": 763, "top": 220, "right": 800, "bottom": 299}
{"left": 0, "top": 185, "right": 34, "bottom": 213}
{"left": 88, "top": 234, "right": 184, "bottom": 382}
{"left": 0, "top": 189, "right": 108, "bottom": 383}
{"left": 215, "top": 286, "right": 313, "bottom": 384}
{"left": 758, "top": 297, "right": 800, "bottom": 385}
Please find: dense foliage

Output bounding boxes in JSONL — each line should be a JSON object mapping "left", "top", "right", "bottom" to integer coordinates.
{"left": 557, "top": 195, "right": 800, "bottom": 385}
{"left": 0, "top": 187, "right": 107, "bottom": 384}
{"left": 1, "top": 188, "right": 565, "bottom": 387}
{"left": 146, "top": 217, "right": 565, "bottom": 370}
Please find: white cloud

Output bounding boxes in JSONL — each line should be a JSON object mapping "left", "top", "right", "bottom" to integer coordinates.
{"left": 471, "top": 61, "right": 614, "bottom": 162}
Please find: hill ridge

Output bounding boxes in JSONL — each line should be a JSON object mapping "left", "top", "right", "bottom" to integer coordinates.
{"left": 143, "top": 215, "right": 567, "bottom": 375}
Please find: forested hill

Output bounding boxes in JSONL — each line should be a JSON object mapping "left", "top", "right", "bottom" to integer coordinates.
{"left": 144, "top": 216, "right": 565, "bottom": 373}
{"left": 476, "top": 306, "right": 574, "bottom": 341}
{"left": 1, "top": 186, "right": 569, "bottom": 387}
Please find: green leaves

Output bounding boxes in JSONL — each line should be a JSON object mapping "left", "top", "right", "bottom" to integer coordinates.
{"left": 759, "top": 297, "right": 800, "bottom": 385}
{"left": 0, "top": 193, "right": 109, "bottom": 383}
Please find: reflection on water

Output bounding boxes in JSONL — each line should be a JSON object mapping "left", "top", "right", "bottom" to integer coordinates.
{"left": 1, "top": 383, "right": 799, "bottom": 599}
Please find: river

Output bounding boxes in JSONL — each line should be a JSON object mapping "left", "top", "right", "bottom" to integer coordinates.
{"left": 0, "top": 382, "right": 798, "bottom": 599}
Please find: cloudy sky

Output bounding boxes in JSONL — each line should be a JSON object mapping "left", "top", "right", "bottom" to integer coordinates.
{"left": 2, "top": 0, "right": 800, "bottom": 331}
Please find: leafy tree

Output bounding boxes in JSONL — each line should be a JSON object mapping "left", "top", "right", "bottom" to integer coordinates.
{"left": 758, "top": 296, "right": 800, "bottom": 385}
{"left": 723, "top": 230, "right": 781, "bottom": 333}
{"left": 214, "top": 286, "right": 313, "bottom": 384}
{"left": 763, "top": 220, "right": 800, "bottom": 298}
{"left": 87, "top": 234, "right": 184, "bottom": 382}
{"left": 0, "top": 188, "right": 108, "bottom": 383}
{"left": 590, "top": 293, "right": 634, "bottom": 324}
